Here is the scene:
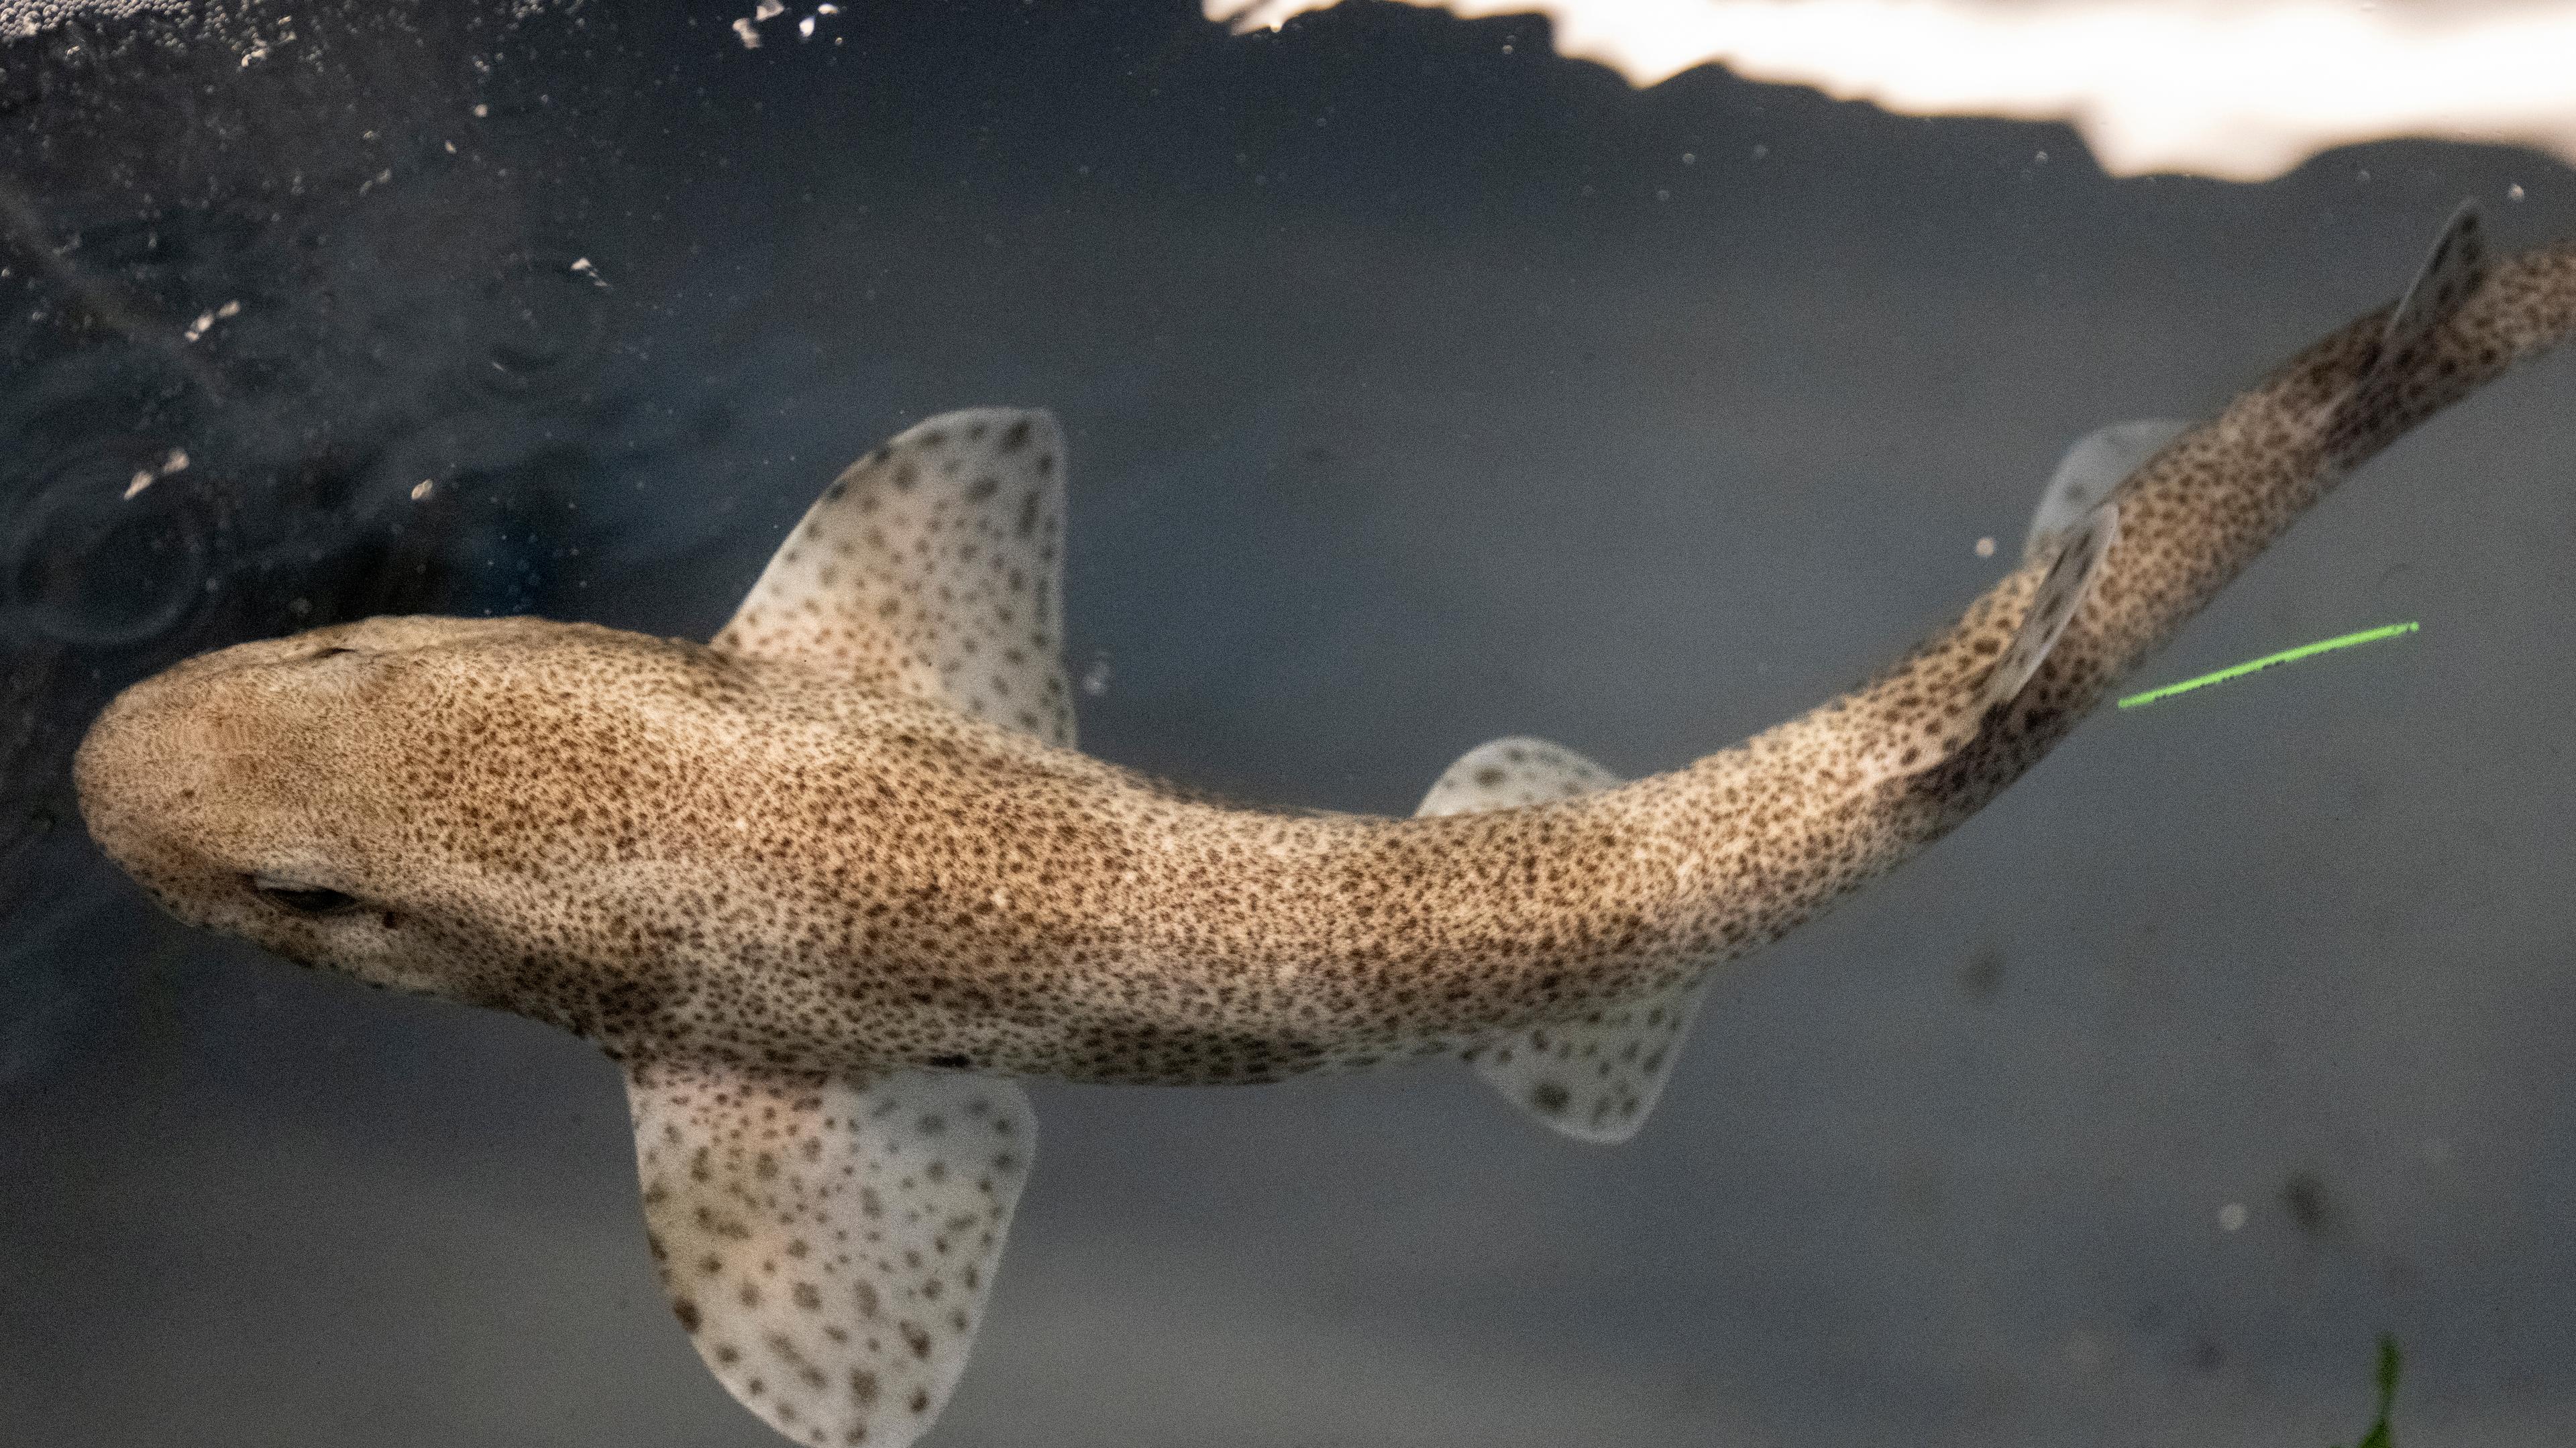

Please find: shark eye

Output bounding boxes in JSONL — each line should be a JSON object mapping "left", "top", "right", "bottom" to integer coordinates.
{"left": 248, "top": 876, "right": 360, "bottom": 915}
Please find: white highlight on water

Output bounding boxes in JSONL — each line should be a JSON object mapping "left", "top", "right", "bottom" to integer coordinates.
{"left": 1205, "top": 0, "right": 2576, "bottom": 182}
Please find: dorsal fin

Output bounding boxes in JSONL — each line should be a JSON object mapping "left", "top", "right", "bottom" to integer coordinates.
{"left": 714, "top": 407, "right": 1075, "bottom": 746}
{"left": 625, "top": 1059, "right": 1036, "bottom": 1448}
{"left": 2023, "top": 419, "right": 2186, "bottom": 564}
{"left": 1415, "top": 737, "right": 1711, "bottom": 1145}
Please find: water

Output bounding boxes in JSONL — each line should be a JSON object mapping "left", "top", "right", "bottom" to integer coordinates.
{"left": 4, "top": 3, "right": 2574, "bottom": 1445}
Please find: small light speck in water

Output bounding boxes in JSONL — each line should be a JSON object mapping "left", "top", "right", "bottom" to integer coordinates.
{"left": 1974, "top": 535, "right": 1996, "bottom": 558}
{"left": 411, "top": 480, "right": 436, "bottom": 502}
{"left": 122, "top": 448, "right": 190, "bottom": 500}
{"left": 2218, "top": 1202, "right": 2248, "bottom": 1231}
{"left": 1081, "top": 658, "right": 1112, "bottom": 697}
{"left": 733, "top": 17, "right": 759, "bottom": 48}
{"left": 180, "top": 299, "right": 239, "bottom": 343}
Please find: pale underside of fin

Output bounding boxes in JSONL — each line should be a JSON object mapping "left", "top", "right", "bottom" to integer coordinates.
{"left": 1979, "top": 497, "right": 2119, "bottom": 714}
{"left": 1415, "top": 736, "right": 1710, "bottom": 1145}
{"left": 713, "top": 407, "right": 1076, "bottom": 746}
{"left": 626, "top": 1060, "right": 1036, "bottom": 1448}
{"left": 2023, "top": 418, "right": 2188, "bottom": 564}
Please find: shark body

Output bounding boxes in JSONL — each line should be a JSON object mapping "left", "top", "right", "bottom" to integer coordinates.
{"left": 74, "top": 209, "right": 2576, "bottom": 1447}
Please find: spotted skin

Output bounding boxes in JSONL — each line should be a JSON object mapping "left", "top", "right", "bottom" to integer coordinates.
{"left": 72, "top": 211, "right": 2576, "bottom": 1447}
{"left": 718, "top": 408, "right": 1075, "bottom": 748}
{"left": 1422, "top": 738, "right": 1713, "bottom": 1144}
{"left": 629, "top": 1062, "right": 1031, "bottom": 1448}
{"left": 2025, "top": 417, "right": 2190, "bottom": 563}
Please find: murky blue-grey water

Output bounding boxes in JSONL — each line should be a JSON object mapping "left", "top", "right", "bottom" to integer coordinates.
{"left": 4, "top": 3, "right": 2573, "bottom": 1445}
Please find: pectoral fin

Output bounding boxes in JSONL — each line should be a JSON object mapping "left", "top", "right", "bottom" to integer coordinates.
{"left": 1416, "top": 737, "right": 1711, "bottom": 1144}
{"left": 714, "top": 407, "right": 1075, "bottom": 746}
{"left": 2024, "top": 419, "right": 2186, "bottom": 563}
{"left": 625, "top": 1059, "right": 1036, "bottom": 1448}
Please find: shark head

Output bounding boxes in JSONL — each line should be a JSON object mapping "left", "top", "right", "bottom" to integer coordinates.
{"left": 72, "top": 613, "right": 703, "bottom": 1014}
{"left": 70, "top": 405, "right": 1090, "bottom": 1078}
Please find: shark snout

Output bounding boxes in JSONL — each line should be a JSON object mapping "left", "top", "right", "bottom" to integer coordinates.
{"left": 74, "top": 665, "right": 237, "bottom": 885}
{"left": 74, "top": 642, "right": 352, "bottom": 885}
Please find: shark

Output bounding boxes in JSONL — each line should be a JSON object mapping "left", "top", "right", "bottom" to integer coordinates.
{"left": 73, "top": 206, "right": 2576, "bottom": 1447}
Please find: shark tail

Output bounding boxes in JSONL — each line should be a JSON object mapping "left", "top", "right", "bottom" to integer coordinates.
{"left": 2323, "top": 202, "right": 2496, "bottom": 471}
{"left": 1855, "top": 203, "right": 2576, "bottom": 832}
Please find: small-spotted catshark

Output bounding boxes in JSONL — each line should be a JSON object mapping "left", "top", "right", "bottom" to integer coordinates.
{"left": 74, "top": 208, "right": 2576, "bottom": 1447}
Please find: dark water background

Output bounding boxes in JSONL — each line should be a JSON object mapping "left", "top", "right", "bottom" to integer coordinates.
{"left": 3, "top": 2, "right": 2573, "bottom": 1444}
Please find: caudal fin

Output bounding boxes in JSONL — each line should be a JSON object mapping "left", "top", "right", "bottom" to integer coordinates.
{"left": 1417, "top": 737, "right": 1711, "bottom": 1144}
{"left": 2376, "top": 203, "right": 2490, "bottom": 380}
{"left": 2328, "top": 203, "right": 2493, "bottom": 465}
